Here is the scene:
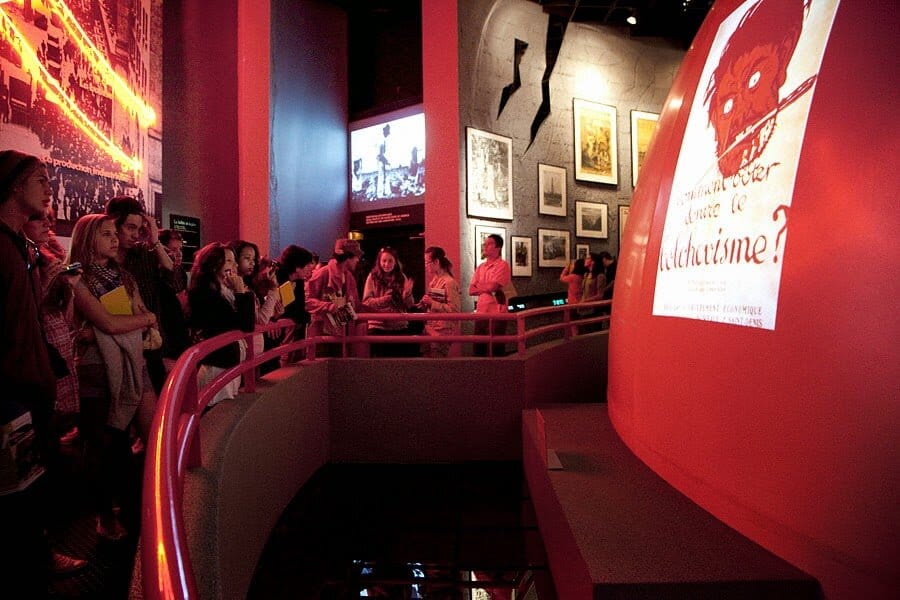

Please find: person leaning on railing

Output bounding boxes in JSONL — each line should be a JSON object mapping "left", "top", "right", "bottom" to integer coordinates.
{"left": 273, "top": 244, "right": 315, "bottom": 365}
{"left": 187, "top": 243, "right": 255, "bottom": 409}
{"left": 361, "top": 246, "right": 417, "bottom": 357}
{"left": 469, "top": 233, "right": 512, "bottom": 357}
{"left": 305, "top": 238, "right": 362, "bottom": 357}
{"left": 418, "top": 246, "right": 461, "bottom": 357}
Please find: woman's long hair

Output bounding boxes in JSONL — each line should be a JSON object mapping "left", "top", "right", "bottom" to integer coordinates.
{"left": 68, "top": 214, "right": 115, "bottom": 268}
{"left": 190, "top": 242, "right": 229, "bottom": 295}
{"left": 371, "top": 246, "right": 405, "bottom": 291}
{"left": 587, "top": 252, "right": 604, "bottom": 277}
{"left": 227, "top": 239, "right": 260, "bottom": 288}
{"left": 425, "top": 246, "right": 453, "bottom": 277}
{"left": 571, "top": 258, "right": 588, "bottom": 276}
{"left": 69, "top": 213, "right": 136, "bottom": 296}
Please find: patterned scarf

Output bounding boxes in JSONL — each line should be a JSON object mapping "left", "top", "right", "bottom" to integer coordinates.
{"left": 84, "top": 262, "right": 127, "bottom": 299}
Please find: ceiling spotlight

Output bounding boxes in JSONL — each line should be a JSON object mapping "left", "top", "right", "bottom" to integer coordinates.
{"left": 626, "top": 11, "right": 638, "bottom": 25}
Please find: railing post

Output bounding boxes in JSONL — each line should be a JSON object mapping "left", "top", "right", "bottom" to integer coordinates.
{"left": 517, "top": 312, "right": 526, "bottom": 354}
{"left": 353, "top": 320, "right": 370, "bottom": 358}
{"left": 487, "top": 314, "right": 494, "bottom": 357}
{"left": 182, "top": 370, "right": 201, "bottom": 470}
{"left": 243, "top": 332, "right": 257, "bottom": 393}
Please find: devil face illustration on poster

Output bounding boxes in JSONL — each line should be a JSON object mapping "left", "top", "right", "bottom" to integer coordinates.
{"left": 653, "top": 0, "right": 840, "bottom": 330}
{"left": 705, "top": 1, "right": 806, "bottom": 178}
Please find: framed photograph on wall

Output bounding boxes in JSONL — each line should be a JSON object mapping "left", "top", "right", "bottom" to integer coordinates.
{"left": 575, "top": 244, "right": 590, "bottom": 261}
{"left": 538, "top": 228, "right": 570, "bottom": 268}
{"left": 619, "top": 204, "right": 630, "bottom": 249}
{"left": 466, "top": 127, "right": 514, "bottom": 220}
{"left": 474, "top": 224, "right": 507, "bottom": 263}
{"left": 511, "top": 236, "right": 533, "bottom": 277}
{"left": 631, "top": 110, "right": 659, "bottom": 187}
{"left": 576, "top": 201, "right": 608, "bottom": 239}
{"left": 573, "top": 99, "right": 618, "bottom": 185}
{"left": 538, "top": 164, "right": 566, "bottom": 216}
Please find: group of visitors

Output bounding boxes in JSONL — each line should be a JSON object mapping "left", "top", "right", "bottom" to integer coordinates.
{"left": 559, "top": 251, "right": 617, "bottom": 306}
{"left": 1, "top": 150, "right": 616, "bottom": 593}
{"left": 559, "top": 250, "right": 617, "bottom": 331}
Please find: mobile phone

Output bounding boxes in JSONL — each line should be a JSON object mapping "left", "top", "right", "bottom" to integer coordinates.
{"left": 61, "top": 262, "right": 83, "bottom": 275}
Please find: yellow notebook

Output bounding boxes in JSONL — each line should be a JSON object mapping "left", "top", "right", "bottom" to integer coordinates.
{"left": 99, "top": 285, "right": 133, "bottom": 315}
{"left": 278, "top": 281, "right": 296, "bottom": 308}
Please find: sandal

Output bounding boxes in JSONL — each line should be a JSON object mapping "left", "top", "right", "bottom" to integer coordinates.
{"left": 51, "top": 552, "right": 87, "bottom": 576}
{"left": 96, "top": 515, "right": 128, "bottom": 541}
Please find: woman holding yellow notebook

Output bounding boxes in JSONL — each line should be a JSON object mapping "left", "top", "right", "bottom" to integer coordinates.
{"left": 69, "top": 213, "right": 158, "bottom": 541}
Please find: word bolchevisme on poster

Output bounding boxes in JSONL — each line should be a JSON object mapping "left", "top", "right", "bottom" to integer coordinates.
{"left": 652, "top": 0, "right": 840, "bottom": 329}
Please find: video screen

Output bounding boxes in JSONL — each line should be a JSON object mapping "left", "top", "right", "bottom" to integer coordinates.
{"left": 350, "top": 107, "right": 425, "bottom": 211}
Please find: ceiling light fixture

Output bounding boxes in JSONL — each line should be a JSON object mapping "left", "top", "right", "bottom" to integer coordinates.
{"left": 626, "top": 11, "right": 637, "bottom": 25}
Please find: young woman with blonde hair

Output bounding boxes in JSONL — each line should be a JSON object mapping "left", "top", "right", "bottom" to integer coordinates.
{"left": 69, "top": 213, "right": 158, "bottom": 541}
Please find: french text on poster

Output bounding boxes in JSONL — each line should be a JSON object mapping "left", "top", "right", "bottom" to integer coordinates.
{"left": 651, "top": 0, "right": 840, "bottom": 330}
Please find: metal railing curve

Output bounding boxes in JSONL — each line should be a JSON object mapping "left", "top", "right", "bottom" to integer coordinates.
{"left": 141, "top": 301, "right": 609, "bottom": 599}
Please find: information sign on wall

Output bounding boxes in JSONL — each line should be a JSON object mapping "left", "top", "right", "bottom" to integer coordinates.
{"left": 169, "top": 214, "right": 201, "bottom": 267}
{"left": 652, "top": 0, "right": 840, "bottom": 330}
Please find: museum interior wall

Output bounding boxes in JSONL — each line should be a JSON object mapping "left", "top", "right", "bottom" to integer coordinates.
{"left": 457, "top": 0, "right": 686, "bottom": 308}
{"left": 162, "top": 0, "right": 241, "bottom": 244}
{"left": 270, "top": 0, "right": 349, "bottom": 258}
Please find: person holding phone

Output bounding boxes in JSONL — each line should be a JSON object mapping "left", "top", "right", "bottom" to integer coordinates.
{"left": 23, "top": 208, "right": 82, "bottom": 443}
{"left": 229, "top": 239, "right": 287, "bottom": 363}
{"left": 560, "top": 258, "right": 587, "bottom": 306}
{"left": 187, "top": 243, "right": 255, "bottom": 409}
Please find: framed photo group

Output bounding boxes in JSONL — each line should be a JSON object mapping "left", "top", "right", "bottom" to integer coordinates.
{"left": 575, "top": 201, "right": 608, "bottom": 239}
{"left": 537, "top": 228, "right": 570, "bottom": 268}
{"left": 573, "top": 98, "right": 618, "bottom": 185}
{"left": 631, "top": 110, "right": 659, "bottom": 186}
{"left": 511, "top": 236, "right": 532, "bottom": 277}
{"left": 473, "top": 224, "right": 508, "bottom": 262}
{"left": 538, "top": 163, "right": 566, "bottom": 216}
{"left": 464, "top": 100, "right": 654, "bottom": 281}
{"left": 466, "top": 127, "right": 514, "bottom": 221}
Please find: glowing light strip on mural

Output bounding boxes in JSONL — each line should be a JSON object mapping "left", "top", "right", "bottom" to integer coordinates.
{"left": 43, "top": 0, "right": 156, "bottom": 126}
{"left": 0, "top": 7, "right": 141, "bottom": 172}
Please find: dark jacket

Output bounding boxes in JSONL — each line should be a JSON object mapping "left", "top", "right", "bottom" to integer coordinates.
{"left": 280, "top": 279, "right": 309, "bottom": 326}
{"left": 0, "top": 220, "right": 55, "bottom": 443}
{"left": 187, "top": 285, "right": 255, "bottom": 368}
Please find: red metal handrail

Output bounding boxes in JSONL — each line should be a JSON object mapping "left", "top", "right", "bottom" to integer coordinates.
{"left": 141, "top": 301, "right": 609, "bottom": 599}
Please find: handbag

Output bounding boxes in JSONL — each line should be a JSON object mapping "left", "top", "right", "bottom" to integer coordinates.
{"left": 143, "top": 326, "right": 163, "bottom": 351}
{"left": 46, "top": 341, "right": 70, "bottom": 378}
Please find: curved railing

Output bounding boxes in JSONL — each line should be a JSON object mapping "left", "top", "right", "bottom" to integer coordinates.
{"left": 141, "top": 301, "right": 609, "bottom": 599}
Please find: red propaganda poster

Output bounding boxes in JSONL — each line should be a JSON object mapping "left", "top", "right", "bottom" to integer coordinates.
{"left": 653, "top": 0, "right": 840, "bottom": 330}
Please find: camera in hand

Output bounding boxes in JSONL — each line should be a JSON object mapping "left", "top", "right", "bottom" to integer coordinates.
{"left": 61, "top": 262, "right": 83, "bottom": 275}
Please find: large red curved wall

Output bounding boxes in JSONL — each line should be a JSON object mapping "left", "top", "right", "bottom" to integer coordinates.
{"left": 608, "top": 1, "right": 899, "bottom": 598}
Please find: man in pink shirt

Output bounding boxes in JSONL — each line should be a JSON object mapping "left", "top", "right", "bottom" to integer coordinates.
{"left": 468, "top": 234, "right": 511, "bottom": 356}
